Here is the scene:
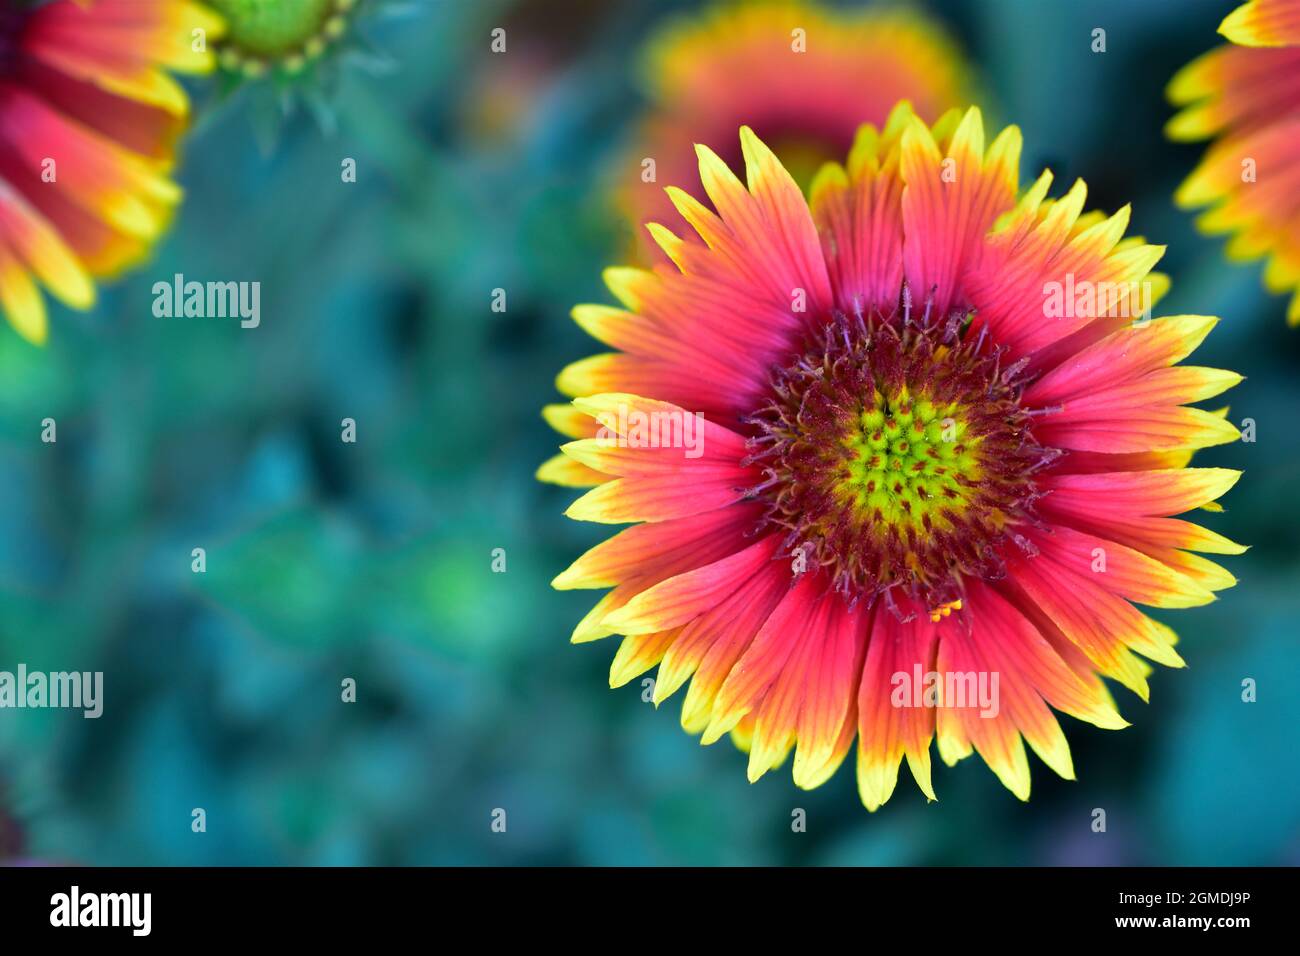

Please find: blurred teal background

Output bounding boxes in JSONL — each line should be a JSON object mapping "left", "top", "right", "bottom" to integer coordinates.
{"left": 0, "top": 0, "right": 1297, "bottom": 866}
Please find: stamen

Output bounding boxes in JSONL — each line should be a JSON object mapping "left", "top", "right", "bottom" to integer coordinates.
{"left": 744, "top": 293, "right": 1054, "bottom": 607}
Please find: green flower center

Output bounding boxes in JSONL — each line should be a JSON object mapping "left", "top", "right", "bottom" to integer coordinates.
{"left": 744, "top": 304, "right": 1054, "bottom": 612}
{"left": 209, "top": 0, "right": 356, "bottom": 73}
{"left": 837, "top": 386, "right": 982, "bottom": 534}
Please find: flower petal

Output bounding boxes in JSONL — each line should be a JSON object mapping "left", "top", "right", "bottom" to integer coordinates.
{"left": 899, "top": 106, "right": 1020, "bottom": 319}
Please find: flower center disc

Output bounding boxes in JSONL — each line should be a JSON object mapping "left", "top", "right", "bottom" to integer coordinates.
{"left": 745, "top": 306, "right": 1052, "bottom": 612}
{"left": 209, "top": 0, "right": 355, "bottom": 69}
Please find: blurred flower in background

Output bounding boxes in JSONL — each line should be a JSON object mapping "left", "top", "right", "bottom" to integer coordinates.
{"left": 621, "top": 0, "right": 969, "bottom": 260}
{"left": 546, "top": 104, "right": 1243, "bottom": 810}
{"left": 0, "top": 0, "right": 219, "bottom": 344}
{"left": 1167, "top": 0, "right": 1300, "bottom": 325}
{"left": 455, "top": 0, "right": 613, "bottom": 152}
{"left": 201, "top": 0, "right": 404, "bottom": 141}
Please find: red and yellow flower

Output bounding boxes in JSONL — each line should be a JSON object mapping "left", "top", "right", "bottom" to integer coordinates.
{"left": 0, "top": 0, "right": 220, "bottom": 343}
{"left": 623, "top": 0, "right": 967, "bottom": 260}
{"left": 543, "top": 103, "right": 1244, "bottom": 808}
{"left": 1168, "top": 0, "right": 1300, "bottom": 324}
